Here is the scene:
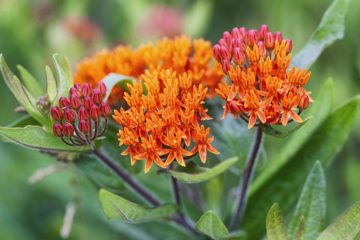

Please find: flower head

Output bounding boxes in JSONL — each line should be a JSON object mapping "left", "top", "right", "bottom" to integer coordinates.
{"left": 214, "top": 25, "right": 312, "bottom": 129}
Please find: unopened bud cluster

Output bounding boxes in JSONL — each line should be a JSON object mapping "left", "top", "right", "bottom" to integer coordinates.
{"left": 51, "top": 82, "right": 111, "bottom": 146}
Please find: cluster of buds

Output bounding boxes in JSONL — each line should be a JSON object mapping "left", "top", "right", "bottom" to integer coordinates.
{"left": 51, "top": 82, "right": 111, "bottom": 146}
{"left": 214, "top": 25, "right": 312, "bottom": 129}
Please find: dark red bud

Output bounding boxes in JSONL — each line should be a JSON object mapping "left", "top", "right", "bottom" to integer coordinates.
{"left": 213, "top": 44, "right": 221, "bottom": 61}
{"left": 78, "top": 120, "right": 90, "bottom": 133}
{"left": 51, "top": 106, "right": 63, "bottom": 121}
{"left": 238, "top": 27, "right": 247, "bottom": 39}
{"left": 64, "top": 108, "right": 76, "bottom": 123}
{"left": 231, "top": 27, "right": 241, "bottom": 39}
{"left": 84, "top": 96, "right": 94, "bottom": 110}
{"left": 274, "top": 32, "right": 283, "bottom": 45}
{"left": 93, "top": 90, "right": 103, "bottom": 105}
{"left": 264, "top": 32, "right": 275, "bottom": 50}
{"left": 70, "top": 94, "right": 81, "bottom": 110}
{"left": 222, "top": 31, "right": 231, "bottom": 45}
{"left": 97, "top": 82, "right": 107, "bottom": 97}
{"left": 218, "top": 38, "right": 227, "bottom": 47}
{"left": 221, "top": 59, "right": 231, "bottom": 73}
{"left": 62, "top": 123, "right": 74, "bottom": 137}
{"left": 70, "top": 87, "right": 81, "bottom": 97}
{"left": 100, "top": 102, "right": 111, "bottom": 118}
{"left": 53, "top": 123, "right": 63, "bottom": 137}
{"left": 90, "top": 105, "right": 101, "bottom": 120}
{"left": 220, "top": 46, "right": 231, "bottom": 60}
{"left": 229, "top": 100, "right": 242, "bottom": 115}
{"left": 81, "top": 83, "right": 93, "bottom": 97}
{"left": 258, "top": 24, "right": 269, "bottom": 40}
{"left": 257, "top": 41, "right": 266, "bottom": 57}
{"left": 231, "top": 38, "right": 246, "bottom": 51}
{"left": 299, "top": 94, "right": 309, "bottom": 110}
{"left": 59, "top": 97, "right": 70, "bottom": 108}
{"left": 245, "top": 29, "right": 259, "bottom": 47}
{"left": 284, "top": 38, "right": 292, "bottom": 54}
{"left": 74, "top": 83, "right": 82, "bottom": 90}
{"left": 233, "top": 48, "right": 245, "bottom": 66}
{"left": 78, "top": 107, "right": 89, "bottom": 121}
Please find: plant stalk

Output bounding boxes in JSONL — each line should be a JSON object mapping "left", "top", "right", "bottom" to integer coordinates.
{"left": 229, "top": 126, "right": 263, "bottom": 230}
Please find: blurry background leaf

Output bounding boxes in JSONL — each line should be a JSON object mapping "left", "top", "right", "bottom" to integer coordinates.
{"left": 195, "top": 210, "right": 229, "bottom": 239}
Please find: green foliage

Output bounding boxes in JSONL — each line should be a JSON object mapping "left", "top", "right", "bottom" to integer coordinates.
{"left": 288, "top": 161, "right": 326, "bottom": 240}
{"left": 0, "top": 125, "right": 87, "bottom": 152}
{"left": 166, "top": 157, "right": 237, "bottom": 183}
{"left": 16, "top": 65, "right": 43, "bottom": 98}
{"left": 291, "top": 0, "right": 350, "bottom": 69}
{"left": 99, "top": 189, "right": 178, "bottom": 223}
{"left": 261, "top": 117, "right": 311, "bottom": 138}
{"left": 45, "top": 66, "right": 57, "bottom": 105}
{"left": 266, "top": 203, "right": 288, "bottom": 240}
{"left": 51, "top": 54, "right": 74, "bottom": 105}
{"left": 317, "top": 201, "right": 360, "bottom": 240}
{"left": 242, "top": 95, "right": 360, "bottom": 239}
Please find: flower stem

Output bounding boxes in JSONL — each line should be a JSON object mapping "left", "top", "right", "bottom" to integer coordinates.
{"left": 229, "top": 126, "right": 263, "bottom": 230}
{"left": 92, "top": 148, "right": 160, "bottom": 206}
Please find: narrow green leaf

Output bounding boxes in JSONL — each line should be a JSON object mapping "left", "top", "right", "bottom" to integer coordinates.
{"left": 99, "top": 189, "right": 178, "bottom": 223}
{"left": 317, "top": 201, "right": 360, "bottom": 240}
{"left": 166, "top": 157, "right": 238, "bottom": 183}
{"left": 261, "top": 117, "right": 312, "bottom": 138}
{"left": 195, "top": 210, "right": 229, "bottom": 239}
{"left": 17, "top": 65, "right": 43, "bottom": 98}
{"left": 291, "top": 0, "right": 350, "bottom": 69}
{"left": 296, "top": 217, "right": 305, "bottom": 240}
{"left": 0, "top": 125, "right": 88, "bottom": 152}
{"left": 242, "top": 95, "right": 360, "bottom": 239}
{"left": 52, "top": 54, "right": 73, "bottom": 104}
{"left": 45, "top": 65, "right": 57, "bottom": 104}
{"left": 266, "top": 203, "right": 288, "bottom": 240}
{"left": 289, "top": 161, "right": 326, "bottom": 240}
{"left": 102, "top": 73, "right": 136, "bottom": 101}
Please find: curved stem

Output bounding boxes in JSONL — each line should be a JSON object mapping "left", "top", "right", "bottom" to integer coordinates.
{"left": 229, "top": 126, "right": 263, "bottom": 230}
{"left": 92, "top": 148, "right": 160, "bottom": 206}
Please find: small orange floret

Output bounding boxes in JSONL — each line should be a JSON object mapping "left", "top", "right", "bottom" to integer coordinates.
{"left": 214, "top": 25, "right": 312, "bottom": 128}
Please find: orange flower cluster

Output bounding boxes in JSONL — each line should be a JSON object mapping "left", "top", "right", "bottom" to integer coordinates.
{"left": 213, "top": 25, "right": 312, "bottom": 129}
{"left": 73, "top": 37, "right": 224, "bottom": 104}
{"left": 113, "top": 69, "right": 219, "bottom": 173}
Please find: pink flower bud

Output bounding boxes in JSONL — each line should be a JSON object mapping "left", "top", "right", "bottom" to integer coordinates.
{"left": 221, "top": 59, "right": 231, "bottom": 73}
{"left": 100, "top": 102, "right": 111, "bottom": 118}
{"left": 51, "top": 106, "right": 63, "bottom": 121}
{"left": 78, "top": 120, "right": 90, "bottom": 133}
{"left": 213, "top": 44, "right": 221, "bottom": 61}
{"left": 70, "top": 87, "right": 81, "bottom": 97}
{"left": 299, "top": 94, "right": 309, "bottom": 110}
{"left": 64, "top": 108, "right": 76, "bottom": 123}
{"left": 258, "top": 24, "right": 269, "bottom": 40}
{"left": 257, "top": 41, "right": 266, "bottom": 57}
{"left": 223, "top": 31, "right": 231, "bottom": 45}
{"left": 231, "top": 27, "right": 241, "bottom": 39}
{"left": 70, "top": 94, "right": 81, "bottom": 110}
{"left": 96, "top": 82, "right": 107, "bottom": 97}
{"left": 78, "top": 107, "right": 89, "bottom": 121}
{"left": 90, "top": 105, "right": 101, "bottom": 120}
{"left": 93, "top": 90, "right": 103, "bottom": 105}
{"left": 74, "top": 83, "right": 82, "bottom": 90}
{"left": 220, "top": 46, "right": 231, "bottom": 60}
{"left": 218, "top": 38, "right": 227, "bottom": 47}
{"left": 245, "top": 29, "right": 259, "bottom": 47}
{"left": 238, "top": 27, "right": 247, "bottom": 39}
{"left": 264, "top": 32, "right": 275, "bottom": 50}
{"left": 231, "top": 38, "right": 246, "bottom": 51}
{"left": 53, "top": 123, "right": 63, "bottom": 137}
{"left": 274, "top": 32, "right": 283, "bottom": 44}
{"left": 62, "top": 123, "right": 74, "bottom": 137}
{"left": 59, "top": 97, "right": 70, "bottom": 108}
{"left": 233, "top": 48, "right": 245, "bottom": 66}
{"left": 83, "top": 96, "right": 94, "bottom": 110}
{"left": 284, "top": 38, "right": 292, "bottom": 54}
{"left": 81, "top": 83, "right": 93, "bottom": 97}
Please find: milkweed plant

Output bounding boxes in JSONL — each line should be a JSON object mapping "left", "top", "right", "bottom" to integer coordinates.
{"left": 0, "top": 0, "right": 359, "bottom": 239}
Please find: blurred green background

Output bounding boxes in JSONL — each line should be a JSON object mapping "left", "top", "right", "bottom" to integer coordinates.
{"left": 0, "top": 0, "right": 359, "bottom": 239}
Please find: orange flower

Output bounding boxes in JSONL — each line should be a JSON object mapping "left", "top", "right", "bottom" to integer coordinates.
{"left": 214, "top": 25, "right": 312, "bottom": 128}
{"left": 73, "top": 37, "right": 224, "bottom": 104}
{"left": 113, "top": 68, "right": 219, "bottom": 173}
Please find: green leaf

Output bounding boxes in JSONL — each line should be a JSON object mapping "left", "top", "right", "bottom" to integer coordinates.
{"left": 102, "top": 73, "right": 136, "bottom": 101}
{"left": 185, "top": 0, "right": 214, "bottom": 38}
{"left": 242, "top": 95, "right": 360, "bottom": 239}
{"left": 195, "top": 210, "right": 229, "bottom": 239}
{"left": 166, "top": 157, "right": 238, "bottom": 183}
{"left": 266, "top": 203, "right": 288, "bottom": 240}
{"left": 289, "top": 161, "right": 326, "bottom": 240}
{"left": 296, "top": 217, "right": 305, "bottom": 240}
{"left": 291, "top": 0, "right": 350, "bottom": 69}
{"left": 76, "top": 155, "right": 125, "bottom": 193}
{"left": 0, "top": 125, "right": 88, "bottom": 152}
{"left": 261, "top": 117, "right": 312, "bottom": 138}
{"left": 317, "top": 201, "right": 360, "bottom": 240}
{"left": 52, "top": 54, "right": 73, "bottom": 105}
{"left": 17, "top": 65, "right": 43, "bottom": 98}
{"left": 99, "top": 189, "right": 178, "bottom": 223}
{"left": 45, "top": 65, "right": 57, "bottom": 104}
